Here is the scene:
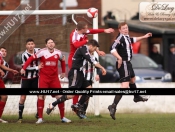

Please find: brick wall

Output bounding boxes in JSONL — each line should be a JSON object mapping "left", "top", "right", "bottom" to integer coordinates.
{"left": 0, "top": 23, "right": 110, "bottom": 62}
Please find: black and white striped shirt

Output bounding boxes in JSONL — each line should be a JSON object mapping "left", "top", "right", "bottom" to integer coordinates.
{"left": 83, "top": 56, "right": 99, "bottom": 81}
{"left": 110, "top": 33, "right": 136, "bottom": 61}
{"left": 21, "top": 48, "right": 40, "bottom": 79}
{"left": 2, "top": 60, "right": 9, "bottom": 79}
{"left": 72, "top": 45, "right": 98, "bottom": 71}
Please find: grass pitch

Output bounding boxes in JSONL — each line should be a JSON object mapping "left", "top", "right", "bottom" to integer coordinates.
{"left": 1, "top": 113, "right": 175, "bottom": 132}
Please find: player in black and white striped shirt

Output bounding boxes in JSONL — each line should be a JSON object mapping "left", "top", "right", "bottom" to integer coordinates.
{"left": 108, "top": 22, "right": 152, "bottom": 120}
{"left": 80, "top": 52, "right": 100, "bottom": 118}
{"left": 17, "top": 38, "right": 42, "bottom": 123}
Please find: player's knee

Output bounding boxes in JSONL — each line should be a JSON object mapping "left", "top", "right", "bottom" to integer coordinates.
{"left": 38, "top": 95, "right": 45, "bottom": 100}
{"left": 20, "top": 95, "right": 26, "bottom": 102}
{"left": 1, "top": 95, "right": 8, "bottom": 102}
{"left": 86, "top": 85, "right": 92, "bottom": 88}
{"left": 67, "top": 95, "right": 74, "bottom": 99}
{"left": 121, "top": 82, "right": 130, "bottom": 88}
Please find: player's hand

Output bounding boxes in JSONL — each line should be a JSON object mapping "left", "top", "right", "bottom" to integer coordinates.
{"left": 144, "top": 32, "right": 152, "bottom": 38}
{"left": 38, "top": 62, "right": 44, "bottom": 69}
{"left": 60, "top": 73, "right": 65, "bottom": 79}
{"left": 62, "top": 55, "right": 66, "bottom": 61}
{"left": 0, "top": 69, "right": 5, "bottom": 77}
{"left": 97, "top": 50, "right": 106, "bottom": 56}
{"left": 20, "top": 68, "right": 26, "bottom": 76}
{"left": 118, "top": 58, "right": 122, "bottom": 69}
{"left": 12, "top": 70, "right": 19, "bottom": 75}
{"left": 104, "top": 28, "right": 114, "bottom": 33}
{"left": 95, "top": 75, "right": 100, "bottom": 81}
{"left": 101, "top": 68, "right": 106, "bottom": 75}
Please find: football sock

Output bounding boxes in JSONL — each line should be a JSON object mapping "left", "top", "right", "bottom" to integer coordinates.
{"left": 83, "top": 101, "right": 89, "bottom": 112}
{"left": 58, "top": 102, "right": 64, "bottom": 119}
{"left": 52, "top": 95, "right": 68, "bottom": 107}
{"left": 129, "top": 83, "right": 138, "bottom": 97}
{"left": 38, "top": 99, "right": 44, "bottom": 119}
{"left": 73, "top": 95, "right": 79, "bottom": 105}
{"left": 113, "top": 95, "right": 123, "bottom": 108}
{"left": 18, "top": 103, "right": 24, "bottom": 119}
{"left": 78, "top": 95, "right": 90, "bottom": 105}
{"left": 0, "top": 101, "right": 6, "bottom": 118}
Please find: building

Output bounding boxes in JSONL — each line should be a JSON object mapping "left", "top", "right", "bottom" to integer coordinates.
{"left": 105, "top": 19, "right": 175, "bottom": 71}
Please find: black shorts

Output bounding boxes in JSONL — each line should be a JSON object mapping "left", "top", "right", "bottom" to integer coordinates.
{"left": 68, "top": 69, "right": 87, "bottom": 88}
{"left": 82, "top": 80, "right": 92, "bottom": 88}
{"left": 21, "top": 77, "right": 38, "bottom": 89}
{"left": 116, "top": 61, "right": 135, "bottom": 83}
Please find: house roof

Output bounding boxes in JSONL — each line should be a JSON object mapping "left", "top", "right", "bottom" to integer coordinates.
{"left": 105, "top": 20, "right": 175, "bottom": 35}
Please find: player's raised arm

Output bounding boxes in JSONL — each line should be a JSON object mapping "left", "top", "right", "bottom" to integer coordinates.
{"left": 135, "top": 32, "right": 152, "bottom": 42}
{"left": 88, "top": 28, "right": 114, "bottom": 34}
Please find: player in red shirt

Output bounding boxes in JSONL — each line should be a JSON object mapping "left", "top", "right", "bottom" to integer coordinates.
{"left": 69, "top": 21, "right": 114, "bottom": 110}
{"left": 20, "top": 38, "right": 71, "bottom": 124}
{"left": 0, "top": 51, "right": 18, "bottom": 123}
{"left": 68, "top": 21, "right": 114, "bottom": 69}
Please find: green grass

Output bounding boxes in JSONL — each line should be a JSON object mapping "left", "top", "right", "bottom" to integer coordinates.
{"left": 1, "top": 113, "right": 175, "bottom": 132}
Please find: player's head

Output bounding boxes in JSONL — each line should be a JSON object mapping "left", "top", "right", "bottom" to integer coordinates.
{"left": 26, "top": 38, "right": 35, "bottom": 52}
{"left": 45, "top": 38, "right": 55, "bottom": 51}
{"left": 77, "top": 21, "right": 88, "bottom": 33}
{"left": 170, "top": 43, "right": 175, "bottom": 53}
{"left": 118, "top": 22, "right": 129, "bottom": 35}
{"left": 87, "top": 39, "right": 99, "bottom": 53}
{"left": 0, "top": 47, "right": 7, "bottom": 57}
{"left": 152, "top": 45, "right": 158, "bottom": 53}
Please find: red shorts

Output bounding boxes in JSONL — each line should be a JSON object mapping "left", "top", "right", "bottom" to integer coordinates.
{"left": 38, "top": 76, "right": 61, "bottom": 97}
{"left": 0, "top": 78, "right": 5, "bottom": 88}
{"left": 38, "top": 76, "right": 61, "bottom": 88}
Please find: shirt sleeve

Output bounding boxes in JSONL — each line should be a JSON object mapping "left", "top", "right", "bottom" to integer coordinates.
{"left": 94, "top": 57, "right": 100, "bottom": 75}
{"left": 110, "top": 40, "right": 120, "bottom": 53}
{"left": 130, "top": 37, "right": 136, "bottom": 43}
{"left": 87, "top": 29, "right": 105, "bottom": 34}
{"left": 110, "top": 34, "right": 123, "bottom": 53}
{"left": 34, "top": 49, "right": 44, "bottom": 59}
{"left": 58, "top": 51, "right": 66, "bottom": 73}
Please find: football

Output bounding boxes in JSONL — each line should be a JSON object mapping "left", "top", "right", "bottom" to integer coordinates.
{"left": 87, "top": 7, "right": 98, "bottom": 18}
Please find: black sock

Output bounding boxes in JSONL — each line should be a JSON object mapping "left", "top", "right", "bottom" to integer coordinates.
{"left": 78, "top": 95, "right": 90, "bottom": 105}
{"left": 36, "top": 99, "right": 38, "bottom": 116}
{"left": 19, "top": 103, "right": 24, "bottom": 119}
{"left": 83, "top": 101, "right": 89, "bottom": 112}
{"left": 129, "top": 83, "right": 138, "bottom": 97}
{"left": 112, "top": 95, "right": 122, "bottom": 108}
{"left": 52, "top": 95, "right": 67, "bottom": 107}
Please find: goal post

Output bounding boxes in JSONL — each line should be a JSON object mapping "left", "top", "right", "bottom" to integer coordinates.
{"left": 0, "top": 9, "right": 100, "bottom": 116}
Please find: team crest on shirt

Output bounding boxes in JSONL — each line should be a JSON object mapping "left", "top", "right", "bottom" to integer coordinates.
{"left": 54, "top": 55, "right": 58, "bottom": 58}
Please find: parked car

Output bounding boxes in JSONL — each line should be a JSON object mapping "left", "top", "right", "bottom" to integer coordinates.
{"left": 5, "top": 51, "right": 69, "bottom": 84}
{"left": 99, "top": 54, "right": 172, "bottom": 83}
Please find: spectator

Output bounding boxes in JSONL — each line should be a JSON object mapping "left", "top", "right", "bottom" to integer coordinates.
{"left": 168, "top": 44, "right": 175, "bottom": 82}
{"left": 103, "top": 11, "right": 116, "bottom": 22}
{"left": 150, "top": 44, "right": 164, "bottom": 69}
